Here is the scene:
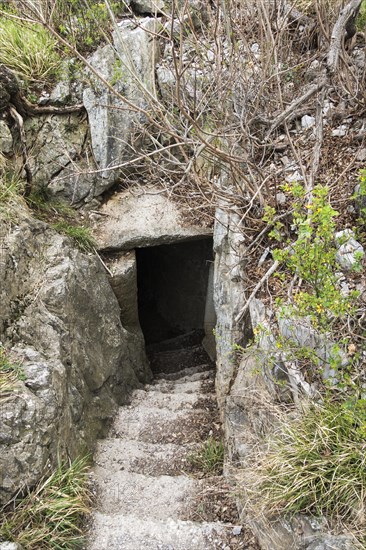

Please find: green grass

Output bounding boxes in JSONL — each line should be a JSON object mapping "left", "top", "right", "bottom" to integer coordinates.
{"left": 26, "top": 190, "right": 96, "bottom": 253}
{"left": 0, "top": 17, "right": 61, "bottom": 84}
{"left": 0, "top": 456, "right": 91, "bottom": 549}
{"left": 0, "top": 173, "right": 24, "bottom": 205}
{"left": 0, "top": 181, "right": 96, "bottom": 253}
{"left": 189, "top": 438, "right": 225, "bottom": 475}
{"left": 0, "top": 346, "right": 24, "bottom": 397}
{"left": 26, "top": 190, "right": 76, "bottom": 220}
{"left": 52, "top": 221, "right": 96, "bottom": 253}
{"left": 245, "top": 400, "right": 366, "bottom": 529}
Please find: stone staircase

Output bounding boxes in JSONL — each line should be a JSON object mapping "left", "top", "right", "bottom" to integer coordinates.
{"left": 86, "top": 355, "right": 255, "bottom": 550}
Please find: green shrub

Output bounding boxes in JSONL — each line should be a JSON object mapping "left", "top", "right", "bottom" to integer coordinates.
{"left": 52, "top": 0, "right": 122, "bottom": 52}
{"left": 246, "top": 400, "right": 366, "bottom": 527}
{"left": 0, "top": 17, "right": 61, "bottom": 84}
{"left": 266, "top": 183, "right": 358, "bottom": 328}
{"left": 0, "top": 456, "right": 91, "bottom": 549}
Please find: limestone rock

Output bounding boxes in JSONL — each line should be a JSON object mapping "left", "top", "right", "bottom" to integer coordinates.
{"left": 49, "top": 60, "right": 84, "bottom": 106}
{"left": 0, "top": 207, "right": 151, "bottom": 504}
{"left": 83, "top": 17, "right": 158, "bottom": 192}
{"left": 107, "top": 251, "right": 151, "bottom": 381}
{"left": 108, "top": 251, "right": 142, "bottom": 333}
{"left": 213, "top": 177, "right": 250, "bottom": 401}
{"left": 0, "top": 120, "right": 12, "bottom": 153}
{"left": 131, "top": 0, "right": 164, "bottom": 14}
{"left": 92, "top": 184, "right": 212, "bottom": 251}
{"left": 305, "top": 535, "right": 356, "bottom": 550}
{"left": 353, "top": 183, "right": 366, "bottom": 216}
{"left": 332, "top": 125, "right": 348, "bottom": 137}
{"left": 224, "top": 348, "right": 353, "bottom": 549}
{"left": 278, "top": 315, "right": 348, "bottom": 383}
{"left": 0, "top": 543, "right": 24, "bottom": 550}
{"left": 24, "top": 114, "right": 95, "bottom": 203}
{"left": 335, "top": 228, "right": 364, "bottom": 270}
{"left": 248, "top": 516, "right": 331, "bottom": 550}
{"left": 301, "top": 114, "right": 315, "bottom": 129}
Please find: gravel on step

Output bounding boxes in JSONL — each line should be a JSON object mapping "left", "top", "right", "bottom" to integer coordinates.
{"left": 86, "top": 358, "right": 258, "bottom": 549}
{"left": 90, "top": 469, "right": 198, "bottom": 518}
{"left": 93, "top": 439, "right": 197, "bottom": 476}
{"left": 88, "top": 513, "right": 229, "bottom": 550}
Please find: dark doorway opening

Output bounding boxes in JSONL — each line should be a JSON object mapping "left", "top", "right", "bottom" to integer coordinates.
{"left": 136, "top": 237, "right": 214, "bottom": 375}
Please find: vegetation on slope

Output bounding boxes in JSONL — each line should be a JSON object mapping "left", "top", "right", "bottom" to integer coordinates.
{"left": 0, "top": 457, "right": 91, "bottom": 549}
{"left": 0, "top": 17, "right": 61, "bottom": 85}
{"left": 245, "top": 401, "right": 366, "bottom": 533}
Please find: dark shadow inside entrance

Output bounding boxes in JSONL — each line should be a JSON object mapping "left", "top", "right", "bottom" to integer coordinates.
{"left": 136, "top": 237, "right": 214, "bottom": 375}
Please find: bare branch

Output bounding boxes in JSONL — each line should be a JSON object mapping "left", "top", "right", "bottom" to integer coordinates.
{"left": 327, "top": 0, "right": 362, "bottom": 74}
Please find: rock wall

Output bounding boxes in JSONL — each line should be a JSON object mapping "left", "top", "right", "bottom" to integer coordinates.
{"left": 213, "top": 182, "right": 252, "bottom": 405}
{"left": 212, "top": 207, "right": 357, "bottom": 549}
{"left": 0, "top": 207, "right": 152, "bottom": 504}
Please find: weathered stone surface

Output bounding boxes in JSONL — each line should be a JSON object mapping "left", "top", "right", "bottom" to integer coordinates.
{"left": 247, "top": 516, "right": 357, "bottom": 550}
{"left": 0, "top": 120, "right": 12, "bottom": 153}
{"left": 335, "top": 228, "right": 364, "bottom": 271}
{"left": 0, "top": 543, "right": 24, "bottom": 550}
{"left": 0, "top": 207, "right": 151, "bottom": 504}
{"left": 223, "top": 343, "right": 354, "bottom": 550}
{"left": 301, "top": 114, "right": 315, "bottom": 129}
{"left": 83, "top": 17, "right": 157, "bottom": 192}
{"left": 353, "top": 183, "right": 366, "bottom": 215}
{"left": 202, "top": 262, "right": 216, "bottom": 361}
{"left": 213, "top": 182, "right": 250, "bottom": 402}
{"left": 24, "top": 114, "right": 96, "bottom": 203}
{"left": 278, "top": 314, "right": 348, "bottom": 383}
{"left": 131, "top": 0, "right": 164, "bottom": 14}
{"left": 49, "top": 59, "right": 84, "bottom": 105}
{"left": 108, "top": 251, "right": 141, "bottom": 332}
{"left": 92, "top": 185, "right": 212, "bottom": 251}
{"left": 107, "top": 251, "right": 151, "bottom": 377}
{"left": 305, "top": 536, "right": 356, "bottom": 550}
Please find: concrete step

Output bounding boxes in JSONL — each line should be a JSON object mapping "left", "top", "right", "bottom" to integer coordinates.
{"left": 146, "top": 330, "right": 205, "bottom": 353}
{"left": 155, "top": 363, "right": 214, "bottom": 381}
{"left": 149, "top": 372, "right": 214, "bottom": 395}
{"left": 129, "top": 387, "right": 208, "bottom": 411}
{"left": 88, "top": 513, "right": 228, "bottom": 550}
{"left": 94, "top": 438, "right": 196, "bottom": 476}
{"left": 111, "top": 407, "right": 214, "bottom": 444}
{"left": 91, "top": 469, "right": 197, "bottom": 518}
{"left": 149, "top": 345, "right": 211, "bottom": 374}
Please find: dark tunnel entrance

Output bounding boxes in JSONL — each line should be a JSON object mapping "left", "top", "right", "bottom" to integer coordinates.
{"left": 136, "top": 237, "right": 215, "bottom": 375}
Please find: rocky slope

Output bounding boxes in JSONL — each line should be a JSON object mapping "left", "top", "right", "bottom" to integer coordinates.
{"left": 0, "top": 207, "right": 151, "bottom": 505}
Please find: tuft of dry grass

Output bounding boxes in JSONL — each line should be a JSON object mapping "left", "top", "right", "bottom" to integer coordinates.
{"left": 0, "top": 16, "right": 61, "bottom": 84}
{"left": 242, "top": 400, "right": 366, "bottom": 533}
{"left": 0, "top": 457, "right": 92, "bottom": 549}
